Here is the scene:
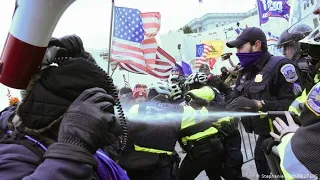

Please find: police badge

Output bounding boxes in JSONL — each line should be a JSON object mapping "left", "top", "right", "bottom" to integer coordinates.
{"left": 280, "top": 64, "right": 298, "bottom": 83}
{"left": 255, "top": 74, "right": 263, "bottom": 83}
{"left": 306, "top": 83, "right": 320, "bottom": 116}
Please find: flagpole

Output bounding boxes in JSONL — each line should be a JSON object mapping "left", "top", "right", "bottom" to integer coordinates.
{"left": 198, "top": 1, "right": 202, "bottom": 18}
{"left": 127, "top": 71, "right": 130, "bottom": 85}
{"left": 111, "top": 62, "right": 119, "bottom": 77}
{"left": 198, "top": 0, "right": 203, "bottom": 42}
{"left": 107, "top": 0, "right": 115, "bottom": 74}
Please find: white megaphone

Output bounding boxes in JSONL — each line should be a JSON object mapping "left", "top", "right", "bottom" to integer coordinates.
{"left": 0, "top": 0, "right": 76, "bottom": 89}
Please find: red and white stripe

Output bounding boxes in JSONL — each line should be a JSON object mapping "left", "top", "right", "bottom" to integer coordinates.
{"left": 0, "top": 0, "right": 75, "bottom": 89}
{"left": 141, "top": 12, "right": 161, "bottom": 38}
{"left": 111, "top": 11, "right": 175, "bottom": 79}
{"left": 118, "top": 46, "right": 176, "bottom": 79}
{"left": 195, "top": 44, "right": 213, "bottom": 68}
{"left": 111, "top": 12, "right": 160, "bottom": 71}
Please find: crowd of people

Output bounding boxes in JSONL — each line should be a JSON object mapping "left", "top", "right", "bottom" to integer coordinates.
{"left": 0, "top": 1, "right": 319, "bottom": 180}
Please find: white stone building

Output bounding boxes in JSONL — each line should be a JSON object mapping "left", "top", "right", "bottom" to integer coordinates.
{"left": 185, "top": 8, "right": 258, "bottom": 33}
{"left": 160, "top": 9, "right": 292, "bottom": 75}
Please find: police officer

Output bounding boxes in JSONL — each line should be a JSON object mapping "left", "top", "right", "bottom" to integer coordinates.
{"left": 185, "top": 72, "right": 227, "bottom": 110}
{"left": 277, "top": 24, "right": 314, "bottom": 91}
{"left": 262, "top": 18, "right": 320, "bottom": 176}
{"left": 184, "top": 73, "right": 247, "bottom": 180}
{"left": 300, "top": 26, "right": 320, "bottom": 84}
{"left": 178, "top": 86, "right": 224, "bottom": 180}
{"left": 269, "top": 5, "right": 320, "bottom": 178}
{"left": 269, "top": 83, "right": 320, "bottom": 179}
{"left": 168, "top": 83, "right": 185, "bottom": 105}
{"left": 225, "top": 27, "right": 302, "bottom": 179}
{"left": 199, "top": 64, "right": 233, "bottom": 102}
{"left": 124, "top": 81, "right": 181, "bottom": 180}
{"left": 288, "top": 23, "right": 320, "bottom": 122}
{"left": 125, "top": 80, "right": 223, "bottom": 180}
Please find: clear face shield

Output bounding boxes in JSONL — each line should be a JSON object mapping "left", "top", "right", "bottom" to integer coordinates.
{"left": 280, "top": 12, "right": 320, "bottom": 59}
{"left": 280, "top": 41, "right": 300, "bottom": 59}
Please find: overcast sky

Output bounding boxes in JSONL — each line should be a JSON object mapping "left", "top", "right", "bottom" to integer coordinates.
{"left": 0, "top": 0, "right": 256, "bottom": 49}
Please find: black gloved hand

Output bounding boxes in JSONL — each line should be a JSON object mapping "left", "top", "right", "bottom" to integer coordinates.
{"left": 226, "top": 96, "right": 259, "bottom": 112}
{"left": 262, "top": 137, "right": 279, "bottom": 155}
{"left": 219, "top": 121, "right": 235, "bottom": 136}
{"left": 185, "top": 92, "right": 209, "bottom": 108}
{"left": 58, "top": 87, "right": 117, "bottom": 153}
{"left": 45, "top": 88, "right": 118, "bottom": 167}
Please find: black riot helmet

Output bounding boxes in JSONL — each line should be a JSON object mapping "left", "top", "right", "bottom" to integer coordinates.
{"left": 277, "top": 24, "right": 313, "bottom": 60}
{"left": 300, "top": 24, "right": 320, "bottom": 64}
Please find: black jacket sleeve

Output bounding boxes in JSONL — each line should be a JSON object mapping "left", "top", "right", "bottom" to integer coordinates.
{"left": 208, "top": 76, "right": 233, "bottom": 102}
{"left": 261, "top": 61, "right": 302, "bottom": 112}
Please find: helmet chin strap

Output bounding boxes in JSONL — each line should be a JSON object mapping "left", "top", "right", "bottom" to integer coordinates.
{"left": 292, "top": 47, "right": 309, "bottom": 61}
{"left": 290, "top": 42, "right": 306, "bottom": 61}
{"left": 292, "top": 52, "right": 302, "bottom": 61}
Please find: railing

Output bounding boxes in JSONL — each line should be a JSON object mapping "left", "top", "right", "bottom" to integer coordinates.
{"left": 238, "top": 122, "right": 285, "bottom": 179}
{"left": 238, "top": 122, "right": 257, "bottom": 164}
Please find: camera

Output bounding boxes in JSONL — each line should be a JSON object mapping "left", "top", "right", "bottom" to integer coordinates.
{"left": 221, "top": 53, "right": 232, "bottom": 60}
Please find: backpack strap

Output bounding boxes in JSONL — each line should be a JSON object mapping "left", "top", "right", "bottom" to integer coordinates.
{"left": 262, "top": 56, "right": 285, "bottom": 74}
{"left": 0, "top": 131, "right": 46, "bottom": 164}
{"left": 257, "top": 55, "right": 286, "bottom": 83}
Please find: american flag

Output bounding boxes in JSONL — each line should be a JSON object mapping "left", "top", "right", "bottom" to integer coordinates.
{"left": 195, "top": 44, "right": 213, "bottom": 68}
{"left": 119, "top": 46, "right": 176, "bottom": 79}
{"left": 111, "top": 7, "right": 175, "bottom": 79}
{"left": 267, "top": 31, "right": 279, "bottom": 46}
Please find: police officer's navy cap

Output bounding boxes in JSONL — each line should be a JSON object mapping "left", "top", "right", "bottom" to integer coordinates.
{"left": 226, "top": 27, "right": 267, "bottom": 48}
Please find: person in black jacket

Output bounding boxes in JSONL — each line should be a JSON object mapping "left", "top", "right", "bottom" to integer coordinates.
{"left": 0, "top": 35, "right": 127, "bottom": 180}
{"left": 198, "top": 64, "right": 233, "bottom": 102}
{"left": 277, "top": 24, "right": 314, "bottom": 91}
{"left": 226, "top": 27, "right": 302, "bottom": 179}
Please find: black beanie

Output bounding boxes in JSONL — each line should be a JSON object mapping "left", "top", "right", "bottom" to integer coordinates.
{"left": 18, "top": 58, "right": 111, "bottom": 130}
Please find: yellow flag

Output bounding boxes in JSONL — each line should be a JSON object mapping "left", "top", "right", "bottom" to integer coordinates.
{"left": 201, "top": 40, "right": 225, "bottom": 58}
